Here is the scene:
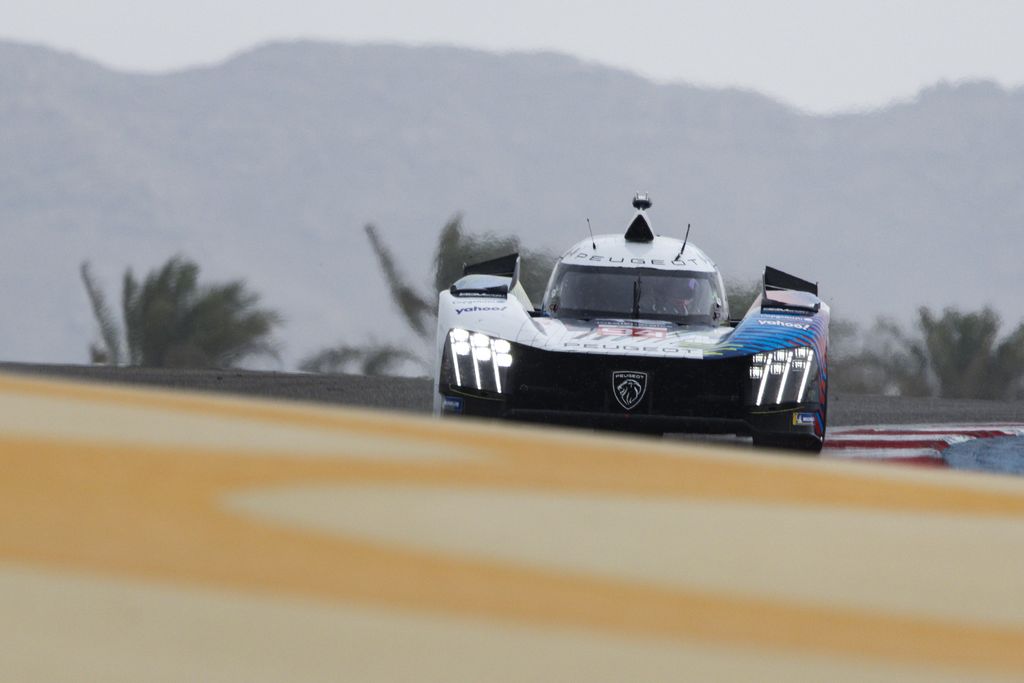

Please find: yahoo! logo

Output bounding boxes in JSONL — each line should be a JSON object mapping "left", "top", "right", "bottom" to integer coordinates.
{"left": 455, "top": 305, "right": 506, "bottom": 315}
{"left": 758, "top": 319, "right": 811, "bottom": 331}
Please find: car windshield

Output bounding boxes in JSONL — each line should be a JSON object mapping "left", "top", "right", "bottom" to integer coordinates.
{"left": 542, "top": 264, "right": 722, "bottom": 325}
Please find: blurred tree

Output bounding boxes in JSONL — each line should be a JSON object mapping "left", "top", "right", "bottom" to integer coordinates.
{"left": 366, "top": 215, "right": 554, "bottom": 341}
{"left": 429, "top": 215, "right": 554, "bottom": 305}
{"left": 918, "top": 307, "right": 1024, "bottom": 400}
{"left": 301, "top": 216, "right": 554, "bottom": 376}
{"left": 80, "top": 256, "right": 281, "bottom": 368}
{"left": 724, "top": 279, "right": 760, "bottom": 318}
{"left": 80, "top": 262, "right": 122, "bottom": 365}
{"left": 364, "top": 224, "right": 436, "bottom": 339}
{"left": 301, "top": 216, "right": 554, "bottom": 377}
{"left": 828, "top": 317, "right": 931, "bottom": 397}
{"left": 827, "top": 308, "right": 1024, "bottom": 399}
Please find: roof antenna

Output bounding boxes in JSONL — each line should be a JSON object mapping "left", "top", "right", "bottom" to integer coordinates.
{"left": 675, "top": 223, "right": 691, "bottom": 262}
{"left": 586, "top": 218, "right": 596, "bottom": 250}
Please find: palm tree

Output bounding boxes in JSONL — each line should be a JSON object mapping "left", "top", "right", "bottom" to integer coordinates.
{"left": 918, "top": 307, "right": 1024, "bottom": 399}
{"left": 826, "top": 308, "right": 1024, "bottom": 399}
{"left": 428, "top": 215, "right": 553, "bottom": 306}
{"left": 828, "top": 317, "right": 931, "bottom": 396}
{"left": 300, "top": 215, "right": 554, "bottom": 376}
{"left": 80, "top": 256, "right": 282, "bottom": 368}
{"left": 724, "top": 279, "right": 760, "bottom": 319}
{"left": 368, "top": 214, "right": 554, "bottom": 341}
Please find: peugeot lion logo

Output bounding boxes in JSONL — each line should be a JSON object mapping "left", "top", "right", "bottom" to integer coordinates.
{"left": 612, "top": 371, "right": 648, "bottom": 410}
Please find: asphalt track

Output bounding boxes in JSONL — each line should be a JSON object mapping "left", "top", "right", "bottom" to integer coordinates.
{"left": 5, "top": 362, "right": 1024, "bottom": 426}
{"left": 0, "top": 363, "right": 433, "bottom": 414}
{"left": 5, "top": 369, "right": 1024, "bottom": 681}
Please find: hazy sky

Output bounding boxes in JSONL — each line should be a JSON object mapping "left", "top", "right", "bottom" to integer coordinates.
{"left": 2, "top": 0, "right": 1022, "bottom": 112}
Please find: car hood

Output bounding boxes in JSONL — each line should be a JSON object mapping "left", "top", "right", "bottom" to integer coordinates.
{"left": 515, "top": 317, "right": 734, "bottom": 359}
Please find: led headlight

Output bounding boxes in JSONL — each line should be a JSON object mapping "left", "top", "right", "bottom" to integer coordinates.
{"left": 444, "top": 328, "right": 514, "bottom": 393}
{"left": 748, "top": 346, "right": 818, "bottom": 406}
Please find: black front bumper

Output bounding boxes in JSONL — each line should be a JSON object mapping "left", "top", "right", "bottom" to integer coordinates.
{"left": 440, "top": 345, "right": 825, "bottom": 448}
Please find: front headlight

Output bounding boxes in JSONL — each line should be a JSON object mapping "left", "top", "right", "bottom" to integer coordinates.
{"left": 443, "top": 328, "right": 514, "bottom": 393}
{"left": 748, "top": 346, "right": 818, "bottom": 406}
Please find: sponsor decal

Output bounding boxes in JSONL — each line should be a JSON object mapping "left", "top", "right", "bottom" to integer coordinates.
{"left": 575, "top": 253, "right": 669, "bottom": 266}
{"left": 561, "top": 341, "right": 702, "bottom": 358}
{"left": 758, "top": 319, "right": 812, "bottom": 331}
{"left": 766, "top": 315, "right": 813, "bottom": 322}
{"left": 442, "top": 396, "right": 464, "bottom": 414}
{"left": 563, "top": 248, "right": 709, "bottom": 269}
{"left": 455, "top": 305, "right": 507, "bottom": 315}
{"left": 596, "top": 319, "right": 671, "bottom": 327}
{"left": 612, "top": 371, "right": 648, "bottom": 410}
{"left": 793, "top": 412, "right": 816, "bottom": 426}
{"left": 597, "top": 325, "right": 667, "bottom": 339}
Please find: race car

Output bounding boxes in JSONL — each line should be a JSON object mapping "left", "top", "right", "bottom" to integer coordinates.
{"left": 432, "top": 193, "right": 830, "bottom": 452}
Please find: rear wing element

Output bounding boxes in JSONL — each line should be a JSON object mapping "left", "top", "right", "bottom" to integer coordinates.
{"left": 463, "top": 253, "right": 520, "bottom": 281}
{"left": 761, "top": 266, "right": 820, "bottom": 314}
{"left": 450, "top": 253, "right": 520, "bottom": 298}
{"left": 449, "top": 253, "right": 535, "bottom": 309}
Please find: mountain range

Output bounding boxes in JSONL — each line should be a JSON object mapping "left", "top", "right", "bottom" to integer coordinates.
{"left": 2, "top": 39, "right": 1022, "bottom": 366}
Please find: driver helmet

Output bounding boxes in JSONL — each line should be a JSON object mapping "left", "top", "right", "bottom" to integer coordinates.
{"left": 670, "top": 277, "right": 699, "bottom": 314}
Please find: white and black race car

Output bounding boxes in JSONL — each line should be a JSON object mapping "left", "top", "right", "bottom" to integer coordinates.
{"left": 432, "top": 194, "right": 830, "bottom": 452}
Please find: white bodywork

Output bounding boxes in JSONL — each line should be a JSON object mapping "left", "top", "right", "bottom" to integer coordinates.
{"left": 432, "top": 209, "right": 732, "bottom": 413}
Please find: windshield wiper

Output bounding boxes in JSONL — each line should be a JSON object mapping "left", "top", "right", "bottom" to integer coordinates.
{"left": 632, "top": 276, "right": 642, "bottom": 320}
